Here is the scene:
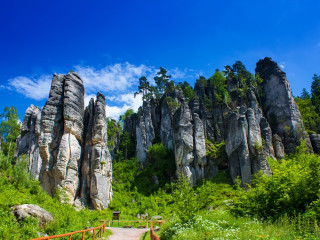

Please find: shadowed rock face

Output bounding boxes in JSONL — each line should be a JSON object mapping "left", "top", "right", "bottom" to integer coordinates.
{"left": 17, "top": 73, "right": 112, "bottom": 210}
{"left": 256, "top": 57, "right": 312, "bottom": 154}
{"left": 15, "top": 105, "right": 42, "bottom": 178}
{"left": 136, "top": 101, "right": 155, "bottom": 163}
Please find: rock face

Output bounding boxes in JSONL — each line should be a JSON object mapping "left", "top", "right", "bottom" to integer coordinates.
{"left": 256, "top": 57, "right": 312, "bottom": 154}
{"left": 12, "top": 204, "right": 54, "bottom": 228}
{"left": 136, "top": 101, "right": 155, "bottom": 163}
{"left": 310, "top": 133, "right": 320, "bottom": 154}
{"left": 16, "top": 73, "right": 112, "bottom": 210}
{"left": 14, "top": 105, "right": 42, "bottom": 178}
{"left": 39, "top": 72, "right": 84, "bottom": 204}
{"left": 123, "top": 57, "right": 314, "bottom": 185}
{"left": 85, "top": 93, "right": 112, "bottom": 209}
{"left": 17, "top": 57, "right": 316, "bottom": 195}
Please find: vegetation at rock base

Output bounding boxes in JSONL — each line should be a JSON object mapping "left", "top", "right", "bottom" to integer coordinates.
{"left": 295, "top": 74, "right": 320, "bottom": 134}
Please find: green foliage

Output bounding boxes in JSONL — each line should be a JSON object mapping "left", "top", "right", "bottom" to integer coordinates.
{"left": 164, "top": 96, "right": 180, "bottom": 110}
{"left": 205, "top": 139, "right": 227, "bottom": 166}
{"left": 154, "top": 67, "right": 173, "bottom": 99}
{"left": 223, "top": 61, "right": 261, "bottom": 99}
{"left": 232, "top": 145, "right": 320, "bottom": 223}
{"left": 208, "top": 70, "right": 230, "bottom": 105}
{"left": 295, "top": 96, "right": 320, "bottom": 133}
{"left": 119, "top": 109, "right": 134, "bottom": 122}
{"left": 0, "top": 106, "right": 20, "bottom": 160}
{"left": 171, "top": 176, "right": 200, "bottom": 222}
{"left": 195, "top": 76, "right": 207, "bottom": 88}
{"left": 107, "top": 118, "right": 121, "bottom": 151}
{"left": 160, "top": 209, "right": 301, "bottom": 240}
{"left": 176, "top": 81, "right": 195, "bottom": 101}
{"left": 134, "top": 143, "right": 176, "bottom": 195}
{"left": 311, "top": 74, "right": 320, "bottom": 113}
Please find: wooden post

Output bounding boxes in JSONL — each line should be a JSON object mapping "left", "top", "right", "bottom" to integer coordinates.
{"left": 146, "top": 221, "right": 148, "bottom": 228}
{"left": 82, "top": 232, "right": 85, "bottom": 240}
{"left": 69, "top": 235, "right": 72, "bottom": 240}
{"left": 92, "top": 229, "right": 95, "bottom": 240}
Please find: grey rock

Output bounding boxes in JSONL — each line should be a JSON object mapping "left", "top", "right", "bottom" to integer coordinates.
{"left": 80, "top": 93, "right": 113, "bottom": 209}
{"left": 260, "top": 117, "right": 275, "bottom": 159}
{"left": 226, "top": 112, "right": 251, "bottom": 185}
{"left": 256, "top": 57, "right": 312, "bottom": 153}
{"left": 15, "top": 105, "right": 42, "bottom": 178}
{"left": 89, "top": 93, "right": 113, "bottom": 209}
{"left": 12, "top": 204, "right": 54, "bottom": 228}
{"left": 39, "top": 73, "right": 65, "bottom": 197}
{"left": 193, "top": 113, "right": 207, "bottom": 180}
{"left": 272, "top": 134, "right": 285, "bottom": 159}
{"left": 310, "top": 133, "right": 320, "bottom": 154}
{"left": 136, "top": 101, "right": 155, "bottom": 163}
{"left": 173, "top": 101, "right": 195, "bottom": 182}
{"left": 160, "top": 99, "right": 174, "bottom": 150}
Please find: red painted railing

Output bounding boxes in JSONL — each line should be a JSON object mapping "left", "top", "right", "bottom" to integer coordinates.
{"left": 30, "top": 222, "right": 106, "bottom": 240}
{"left": 150, "top": 222, "right": 160, "bottom": 240}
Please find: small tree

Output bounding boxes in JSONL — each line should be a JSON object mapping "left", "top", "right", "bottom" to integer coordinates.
{"left": 0, "top": 106, "right": 20, "bottom": 161}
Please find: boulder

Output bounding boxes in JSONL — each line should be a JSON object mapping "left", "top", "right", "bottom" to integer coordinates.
{"left": 12, "top": 204, "right": 54, "bottom": 228}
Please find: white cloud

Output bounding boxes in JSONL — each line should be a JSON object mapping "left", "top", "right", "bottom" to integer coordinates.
{"left": 75, "top": 62, "right": 153, "bottom": 94}
{"left": 169, "top": 68, "right": 186, "bottom": 79}
{"left": 279, "top": 62, "right": 286, "bottom": 69}
{"left": 8, "top": 75, "right": 52, "bottom": 100}
{"left": 84, "top": 94, "right": 96, "bottom": 107}
{"left": 105, "top": 93, "right": 142, "bottom": 120}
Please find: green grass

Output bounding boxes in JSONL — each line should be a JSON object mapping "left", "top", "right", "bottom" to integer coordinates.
{"left": 159, "top": 209, "right": 306, "bottom": 240}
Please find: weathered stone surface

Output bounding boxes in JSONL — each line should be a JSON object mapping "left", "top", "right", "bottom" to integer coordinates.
{"left": 226, "top": 112, "right": 251, "bottom": 184}
{"left": 15, "top": 105, "right": 42, "bottom": 178}
{"left": 260, "top": 117, "right": 275, "bottom": 159}
{"left": 310, "top": 133, "right": 320, "bottom": 154}
{"left": 12, "top": 204, "right": 54, "bottom": 228}
{"left": 20, "top": 73, "right": 112, "bottom": 210}
{"left": 89, "top": 93, "right": 113, "bottom": 209}
{"left": 160, "top": 99, "right": 174, "bottom": 150}
{"left": 226, "top": 108, "right": 271, "bottom": 184}
{"left": 256, "top": 57, "right": 312, "bottom": 153}
{"left": 136, "top": 101, "right": 155, "bottom": 163}
{"left": 173, "top": 101, "right": 195, "bottom": 182}
{"left": 38, "top": 74, "right": 65, "bottom": 197}
{"left": 272, "top": 134, "right": 285, "bottom": 159}
{"left": 193, "top": 113, "right": 207, "bottom": 179}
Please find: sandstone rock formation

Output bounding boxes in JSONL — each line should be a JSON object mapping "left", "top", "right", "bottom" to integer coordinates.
{"left": 14, "top": 105, "right": 42, "bottom": 178}
{"left": 256, "top": 57, "right": 312, "bottom": 154}
{"left": 136, "top": 101, "right": 155, "bottom": 163}
{"left": 12, "top": 204, "right": 54, "bottom": 228}
{"left": 17, "top": 57, "right": 315, "bottom": 194}
{"left": 123, "top": 57, "right": 313, "bottom": 185}
{"left": 16, "top": 73, "right": 112, "bottom": 210}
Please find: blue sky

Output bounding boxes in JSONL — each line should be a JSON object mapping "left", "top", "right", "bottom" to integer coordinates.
{"left": 0, "top": 0, "right": 319, "bottom": 120}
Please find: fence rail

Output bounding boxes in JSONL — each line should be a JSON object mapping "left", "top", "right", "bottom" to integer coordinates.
{"left": 99, "top": 219, "right": 167, "bottom": 228}
{"left": 150, "top": 222, "right": 160, "bottom": 240}
{"left": 30, "top": 222, "right": 106, "bottom": 240}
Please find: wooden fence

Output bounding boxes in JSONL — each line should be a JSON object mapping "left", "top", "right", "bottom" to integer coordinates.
{"left": 30, "top": 222, "right": 106, "bottom": 240}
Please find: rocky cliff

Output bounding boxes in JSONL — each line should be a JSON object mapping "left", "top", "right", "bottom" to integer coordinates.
{"left": 16, "top": 73, "right": 112, "bottom": 210}
{"left": 17, "top": 57, "right": 314, "bottom": 205}
{"left": 124, "top": 57, "right": 313, "bottom": 185}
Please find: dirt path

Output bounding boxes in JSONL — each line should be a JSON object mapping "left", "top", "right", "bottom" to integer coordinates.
{"left": 106, "top": 227, "right": 149, "bottom": 240}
